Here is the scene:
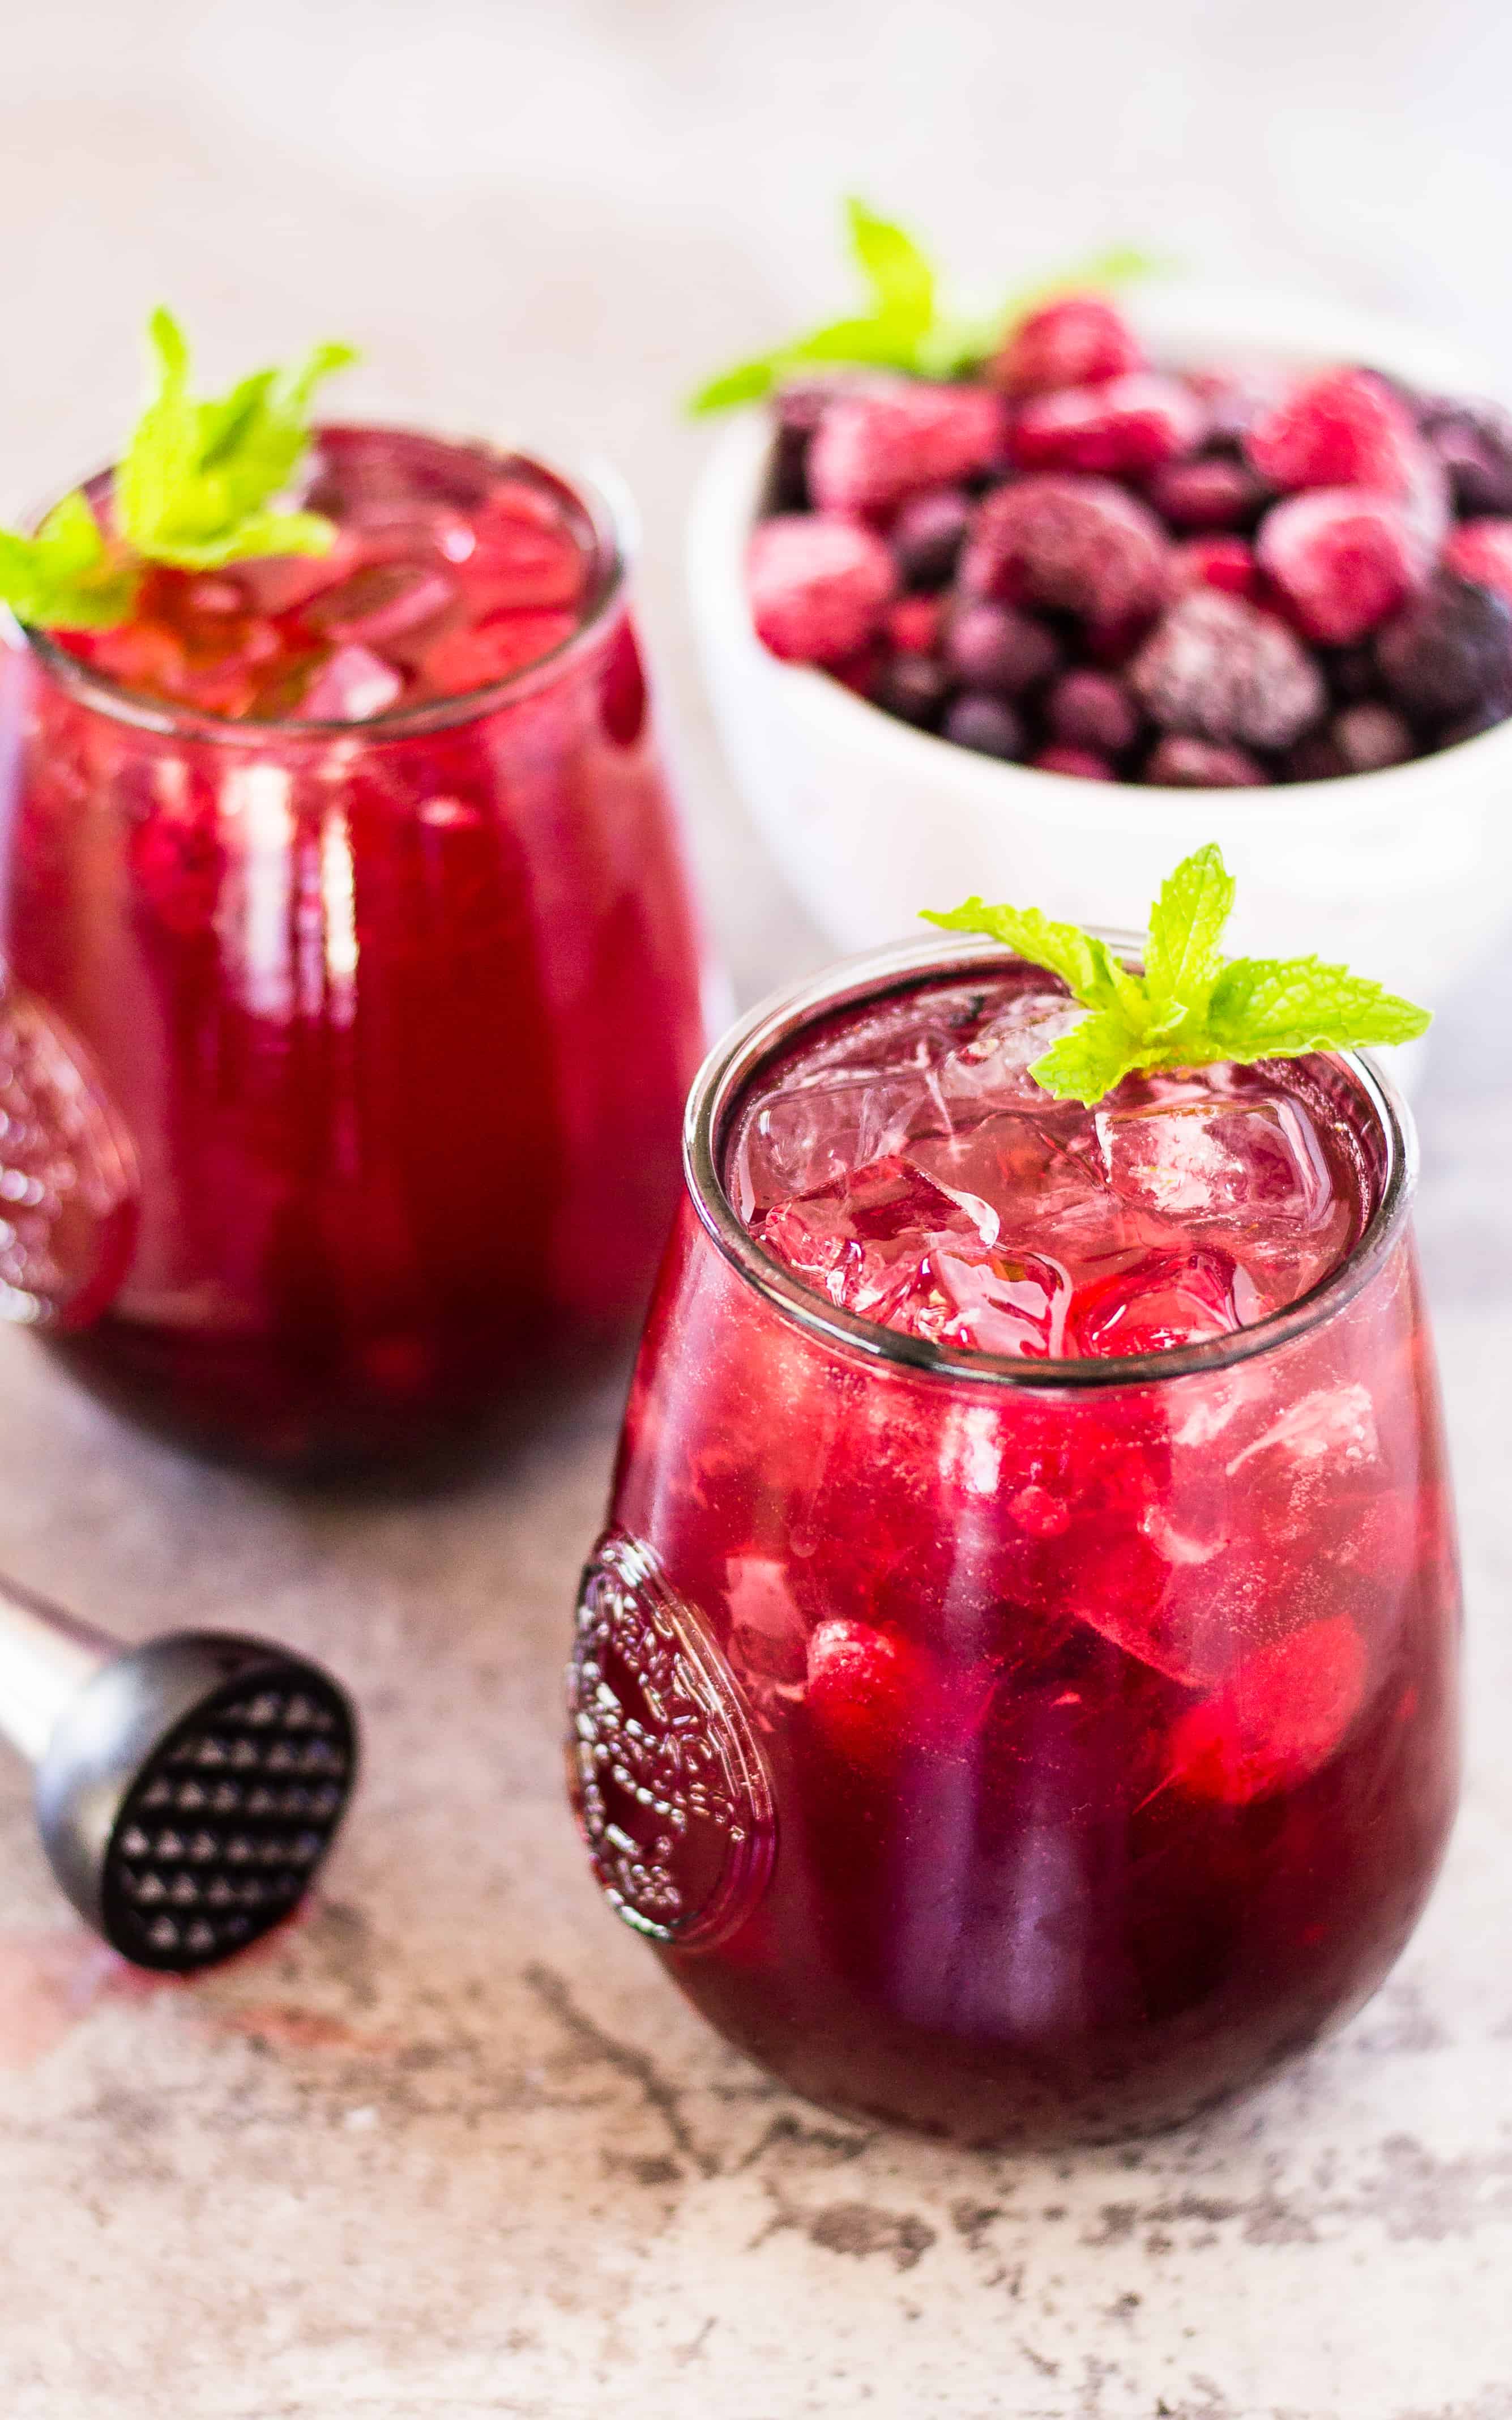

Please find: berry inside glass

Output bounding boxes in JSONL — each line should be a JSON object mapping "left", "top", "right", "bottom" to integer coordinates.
{"left": 0, "top": 427, "right": 707, "bottom": 1468}
{"left": 569, "top": 940, "right": 1460, "bottom": 2145}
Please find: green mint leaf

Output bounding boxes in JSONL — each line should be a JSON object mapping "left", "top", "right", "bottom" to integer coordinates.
{"left": 1142, "top": 840, "right": 1235, "bottom": 1024}
{"left": 920, "top": 843, "right": 1430, "bottom": 1105}
{"left": 1202, "top": 956, "right": 1432, "bottom": 1059}
{"left": 689, "top": 312, "right": 924, "bottom": 415}
{"left": 117, "top": 310, "right": 355, "bottom": 569}
{"left": 0, "top": 489, "right": 140, "bottom": 629}
{"left": 844, "top": 197, "right": 935, "bottom": 339}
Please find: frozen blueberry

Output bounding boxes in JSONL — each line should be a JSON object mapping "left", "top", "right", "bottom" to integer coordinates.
{"left": 1146, "top": 455, "right": 1267, "bottom": 531}
{"left": 1374, "top": 572, "right": 1512, "bottom": 720}
{"left": 769, "top": 382, "right": 835, "bottom": 512}
{"left": 943, "top": 693, "right": 1026, "bottom": 759}
{"left": 890, "top": 487, "right": 973, "bottom": 590}
{"left": 1417, "top": 394, "right": 1512, "bottom": 517}
{"left": 945, "top": 601, "right": 1062, "bottom": 697}
{"left": 872, "top": 651, "right": 951, "bottom": 729}
{"left": 1331, "top": 702, "right": 1414, "bottom": 773}
{"left": 1279, "top": 734, "right": 1349, "bottom": 782}
{"left": 1437, "top": 693, "right": 1512, "bottom": 748}
{"left": 1045, "top": 670, "right": 1141, "bottom": 755}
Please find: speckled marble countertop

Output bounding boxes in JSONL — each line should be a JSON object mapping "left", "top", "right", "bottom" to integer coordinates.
{"left": 2, "top": 7, "right": 1512, "bottom": 2413}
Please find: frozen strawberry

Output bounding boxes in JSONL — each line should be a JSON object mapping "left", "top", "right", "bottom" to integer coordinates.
{"left": 960, "top": 474, "right": 1169, "bottom": 623}
{"left": 1170, "top": 1616, "right": 1368, "bottom": 1804}
{"left": 808, "top": 380, "right": 1003, "bottom": 515}
{"left": 1167, "top": 535, "right": 1261, "bottom": 601}
{"left": 1010, "top": 372, "right": 1205, "bottom": 476}
{"left": 889, "top": 487, "right": 973, "bottom": 588}
{"left": 944, "top": 599, "right": 1062, "bottom": 695}
{"left": 1244, "top": 365, "right": 1421, "bottom": 495}
{"left": 942, "top": 693, "right": 1026, "bottom": 758}
{"left": 1374, "top": 570, "right": 1512, "bottom": 720}
{"left": 1256, "top": 489, "right": 1430, "bottom": 645}
{"left": 748, "top": 514, "right": 897, "bottom": 663}
{"left": 1146, "top": 455, "right": 1268, "bottom": 530}
{"left": 1033, "top": 744, "right": 1114, "bottom": 779}
{"left": 886, "top": 594, "right": 944, "bottom": 654}
{"left": 1143, "top": 735, "right": 1268, "bottom": 787}
{"left": 990, "top": 293, "right": 1144, "bottom": 397}
{"left": 1130, "top": 589, "right": 1326, "bottom": 748}
{"left": 1443, "top": 518, "right": 1512, "bottom": 607}
{"left": 1045, "top": 669, "right": 1140, "bottom": 754}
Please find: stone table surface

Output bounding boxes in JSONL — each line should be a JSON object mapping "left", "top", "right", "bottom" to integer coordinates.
{"left": 2, "top": 6, "right": 1512, "bottom": 2414}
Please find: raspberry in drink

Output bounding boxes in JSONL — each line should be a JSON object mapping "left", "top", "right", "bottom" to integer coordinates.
{"left": 567, "top": 921, "right": 1459, "bottom": 2144}
{"left": 0, "top": 424, "right": 707, "bottom": 1467}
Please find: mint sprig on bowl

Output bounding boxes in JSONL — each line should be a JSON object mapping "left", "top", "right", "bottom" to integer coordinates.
{"left": 925, "top": 842, "right": 1430, "bottom": 1104}
{"left": 0, "top": 310, "right": 356, "bottom": 633}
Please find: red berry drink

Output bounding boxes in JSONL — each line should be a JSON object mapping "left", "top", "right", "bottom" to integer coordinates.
{"left": 569, "top": 938, "right": 1459, "bottom": 2144}
{"left": 0, "top": 428, "right": 707, "bottom": 1468}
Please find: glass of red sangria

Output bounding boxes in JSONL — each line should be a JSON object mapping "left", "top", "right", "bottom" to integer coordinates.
{"left": 0, "top": 329, "right": 707, "bottom": 1471}
{"left": 567, "top": 855, "right": 1459, "bottom": 2145}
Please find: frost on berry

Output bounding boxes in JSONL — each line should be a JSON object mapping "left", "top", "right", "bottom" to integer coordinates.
{"left": 1245, "top": 366, "right": 1423, "bottom": 496}
{"left": 1010, "top": 372, "right": 1205, "bottom": 477}
{"left": 1167, "top": 536, "right": 1260, "bottom": 602}
{"left": 1130, "top": 589, "right": 1326, "bottom": 749}
{"left": 990, "top": 294, "right": 1144, "bottom": 397}
{"left": 1257, "top": 488, "right": 1431, "bottom": 645}
{"left": 1143, "top": 735, "right": 1268, "bottom": 787}
{"left": 748, "top": 514, "right": 898, "bottom": 663}
{"left": 960, "top": 473, "right": 1169, "bottom": 623}
{"left": 808, "top": 380, "right": 1003, "bottom": 516}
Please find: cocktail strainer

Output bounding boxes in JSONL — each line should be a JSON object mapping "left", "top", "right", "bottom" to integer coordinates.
{"left": 0, "top": 1572, "right": 358, "bottom": 1971}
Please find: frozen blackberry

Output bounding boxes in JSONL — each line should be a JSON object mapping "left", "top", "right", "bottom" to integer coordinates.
{"left": 1374, "top": 573, "right": 1512, "bottom": 720}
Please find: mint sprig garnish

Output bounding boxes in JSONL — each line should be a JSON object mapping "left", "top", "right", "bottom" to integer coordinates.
{"left": 689, "top": 198, "right": 1159, "bottom": 412}
{"left": 923, "top": 843, "right": 1430, "bottom": 1105}
{"left": 0, "top": 309, "right": 357, "bottom": 632}
{"left": 0, "top": 490, "right": 140, "bottom": 630}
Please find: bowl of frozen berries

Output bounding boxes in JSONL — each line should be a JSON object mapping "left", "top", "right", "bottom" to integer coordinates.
{"left": 688, "top": 217, "right": 1512, "bottom": 1014}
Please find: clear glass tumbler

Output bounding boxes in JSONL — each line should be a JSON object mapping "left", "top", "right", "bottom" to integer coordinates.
{"left": 0, "top": 438, "right": 707, "bottom": 1471}
{"left": 566, "top": 936, "right": 1461, "bottom": 2146}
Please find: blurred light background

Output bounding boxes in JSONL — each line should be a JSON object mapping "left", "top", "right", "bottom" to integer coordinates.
{"left": 3, "top": 0, "right": 1511, "bottom": 997}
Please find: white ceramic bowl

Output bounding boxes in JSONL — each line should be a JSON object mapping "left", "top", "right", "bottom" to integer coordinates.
{"left": 688, "top": 284, "right": 1512, "bottom": 1020}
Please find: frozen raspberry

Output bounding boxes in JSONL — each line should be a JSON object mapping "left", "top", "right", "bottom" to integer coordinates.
{"left": 944, "top": 599, "right": 1062, "bottom": 695}
{"left": 886, "top": 594, "right": 943, "bottom": 653}
{"left": 890, "top": 487, "right": 973, "bottom": 588}
{"left": 990, "top": 293, "right": 1144, "bottom": 397}
{"left": 1417, "top": 394, "right": 1512, "bottom": 515}
{"left": 1245, "top": 365, "right": 1421, "bottom": 495}
{"left": 1171, "top": 1616, "right": 1367, "bottom": 1804}
{"left": 1130, "top": 589, "right": 1326, "bottom": 749}
{"left": 808, "top": 380, "right": 1003, "bottom": 516}
{"left": 943, "top": 693, "right": 1026, "bottom": 759}
{"left": 1045, "top": 668, "right": 1140, "bottom": 754}
{"left": 1033, "top": 743, "right": 1114, "bottom": 779}
{"left": 1143, "top": 735, "right": 1268, "bottom": 787}
{"left": 872, "top": 651, "right": 950, "bottom": 728}
{"left": 1374, "top": 570, "right": 1512, "bottom": 719}
{"left": 960, "top": 474, "right": 1169, "bottom": 623}
{"left": 1257, "top": 489, "right": 1429, "bottom": 645}
{"left": 748, "top": 514, "right": 897, "bottom": 663}
{"left": 1146, "top": 455, "right": 1267, "bottom": 530}
{"left": 1443, "top": 519, "right": 1512, "bottom": 607}
{"left": 1331, "top": 701, "right": 1414, "bottom": 772}
{"left": 804, "top": 1618, "right": 954, "bottom": 1771}
{"left": 1010, "top": 372, "right": 1205, "bottom": 477}
{"left": 1167, "top": 535, "right": 1260, "bottom": 601}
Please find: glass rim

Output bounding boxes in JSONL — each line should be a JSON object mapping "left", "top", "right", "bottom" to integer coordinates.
{"left": 682, "top": 930, "right": 1419, "bottom": 1393}
{"left": 9, "top": 423, "right": 633, "bottom": 746}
